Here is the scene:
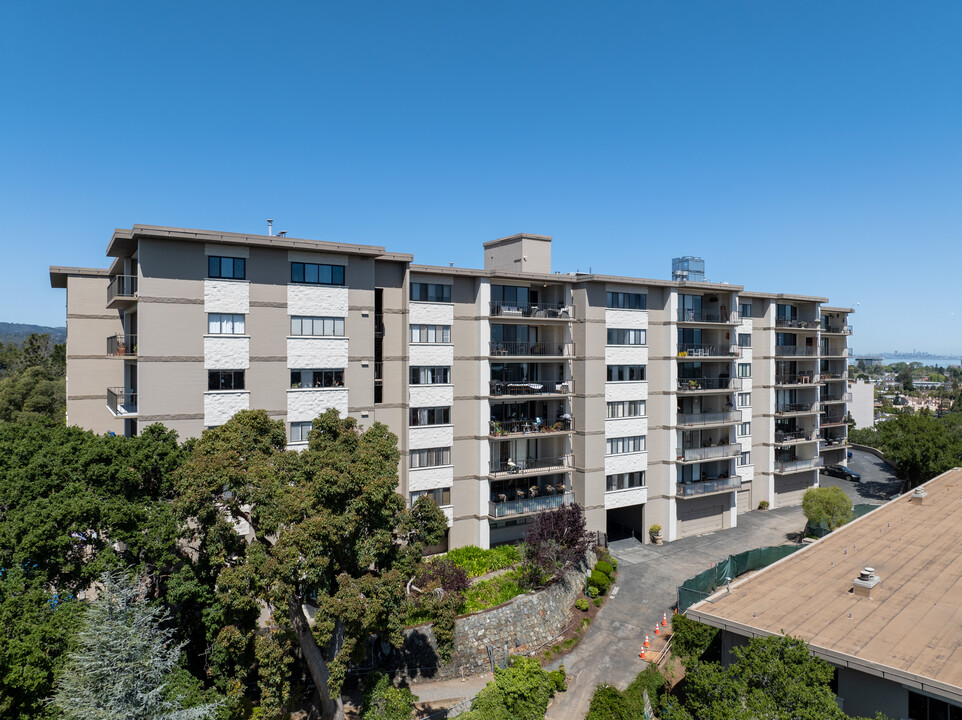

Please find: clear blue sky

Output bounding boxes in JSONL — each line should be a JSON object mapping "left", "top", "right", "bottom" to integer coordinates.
{"left": 2, "top": 1, "right": 960, "bottom": 354}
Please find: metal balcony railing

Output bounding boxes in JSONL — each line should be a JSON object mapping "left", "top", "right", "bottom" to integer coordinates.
{"left": 677, "top": 309, "right": 738, "bottom": 323}
{"left": 775, "top": 346, "right": 818, "bottom": 357}
{"left": 374, "top": 313, "right": 384, "bottom": 338}
{"left": 489, "top": 380, "right": 572, "bottom": 396}
{"left": 776, "top": 402, "right": 818, "bottom": 414}
{"left": 775, "top": 430, "right": 815, "bottom": 443}
{"left": 774, "top": 457, "right": 823, "bottom": 473}
{"left": 676, "top": 476, "right": 742, "bottom": 496}
{"left": 775, "top": 318, "right": 820, "bottom": 329}
{"left": 489, "top": 341, "right": 573, "bottom": 357}
{"left": 489, "top": 455, "right": 572, "bottom": 477}
{"left": 821, "top": 393, "right": 853, "bottom": 403}
{"left": 820, "top": 414, "right": 847, "bottom": 426}
{"left": 106, "top": 334, "right": 137, "bottom": 356}
{"left": 677, "top": 410, "right": 742, "bottom": 426}
{"left": 677, "top": 344, "right": 739, "bottom": 358}
{"left": 106, "top": 387, "right": 137, "bottom": 415}
{"left": 489, "top": 417, "right": 574, "bottom": 436}
{"left": 489, "top": 491, "right": 575, "bottom": 518}
{"left": 490, "top": 302, "right": 573, "bottom": 319}
{"left": 822, "top": 324, "right": 853, "bottom": 334}
{"left": 676, "top": 377, "right": 742, "bottom": 392}
{"left": 678, "top": 444, "right": 742, "bottom": 462}
{"left": 107, "top": 275, "right": 138, "bottom": 303}
{"left": 820, "top": 437, "right": 848, "bottom": 448}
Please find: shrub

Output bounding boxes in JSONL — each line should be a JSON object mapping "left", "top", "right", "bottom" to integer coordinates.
{"left": 360, "top": 671, "right": 417, "bottom": 720}
{"left": 670, "top": 613, "right": 721, "bottom": 665}
{"left": 593, "top": 597, "right": 604, "bottom": 607}
{"left": 461, "top": 657, "right": 565, "bottom": 720}
{"left": 575, "top": 598, "right": 589, "bottom": 612}
{"left": 649, "top": 523, "right": 662, "bottom": 535}
{"left": 519, "top": 504, "right": 592, "bottom": 589}
{"left": 460, "top": 571, "right": 525, "bottom": 614}
{"left": 587, "top": 585, "right": 599, "bottom": 598}
{"left": 608, "top": 556, "right": 618, "bottom": 572}
{"left": 589, "top": 569, "right": 611, "bottom": 595}
{"left": 446, "top": 545, "right": 521, "bottom": 577}
{"left": 595, "top": 560, "right": 614, "bottom": 578}
{"left": 802, "top": 486, "right": 853, "bottom": 530}
{"left": 415, "top": 558, "right": 470, "bottom": 596}
{"left": 586, "top": 684, "right": 631, "bottom": 720}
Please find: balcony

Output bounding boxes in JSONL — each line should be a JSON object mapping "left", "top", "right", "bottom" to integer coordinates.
{"left": 677, "top": 344, "right": 739, "bottom": 359}
{"left": 489, "top": 341, "right": 573, "bottom": 357}
{"left": 774, "top": 457, "right": 822, "bottom": 474}
{"left": 374, "top": 313, "right": 384, "bottom": 338}
{"left": 489, "top": 455, "right": 571, "bottom": 477}
{"left": 106, "top": 387, "right": 137, "bottom": 416}
{"left": 775, "top": 374, "right": 817, "bottom": 386}
{"left": 775, "top": 430, "right": 815, "bottom": 444}
{"left": 490, "top": 302, "right": 573, "bottom": 320}
{"left": 775, "top": 318, "right": 820, "bottom": 330}
{"left": 489, "top": 491, "right": 575, "bottom": 518}
{"left": 819, "top": 414, "right": 847, "bottom": 427}
{"left": 819, "top": 371, "right": 846, "bottom": 382}
{"left": 775, "top": 346, "right": 818, "bottom": 357}
{"left": 677, "top": 443, "right": 742, "bottom": 463}
{"left": 490, "top": 417, "right": 574, "bottom": 437}
{"left": 106, "top": 275, "right": 138, "bottom": 308}
{"left": 677, "top": 309, "right": 738, "bottom": 324}
{"left": 820, "top": 437, "right": 848, "bottom": 450}
{"left": 822, "top": 324, "right": 853, "bottom": 335}
{"left": 676, "top": 475, "right": 742, "bottom": 497}
{"left": 676, "top": 377, "right": 742, "bottom": 393}
{"left": 776, "top": 402, "right": 818, "bottom": 415}
{"left": 821, "top": 393, "right": 852, "bottom": 404}
{"left": 106, "top": 334, "right": 138, "bottom": 357}
{"left": 489, "top": 380, "right": 572, "bottom": 397}
{"left": 677, "top": 410, "right": 742, "bottom": 427}
{"left": 821, "top": 347, "right": 853, "bottom": 358}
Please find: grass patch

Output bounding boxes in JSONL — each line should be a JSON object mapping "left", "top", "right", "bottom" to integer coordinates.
{"left": 459, "top": 571, "right": 525, "bottom": 613}
{"left": 444, "top": 545, "right": 521, "bottom": 578}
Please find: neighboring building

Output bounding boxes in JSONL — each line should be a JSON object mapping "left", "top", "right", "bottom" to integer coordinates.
{"left": 848, "top": 378, "right": 875, "bottom": 429}
{"left": 688, "top": 468, "right": 962, "bottom": 719}
{"left": 50, "top": 225, "right": 853, "bottom": 549}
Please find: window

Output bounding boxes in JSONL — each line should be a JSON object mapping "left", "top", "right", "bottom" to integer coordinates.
{"left": 738, "top": 302, "right": 752, "bottom": 318}
{"left": 737, "top": 422, "right": 751, "bottom": 436}
{"left": 737, "top": 452, "right": 751, "bottom": 466}
{"left": 410, "top": 324, "right": 451, "bottom": 343}
{"left": 410, "top": 366, "right": 451, "bottom": 384}
{"left": 208, "top": 370, "right": 245, "bottom": 391}
{"left": 290, "top": 369, "right": 344, "bottom": 388}
{"left": 908, "top": 691, "right": 962, "bottom": 720}
{"left": 606, "top": 435, "right": 646, "bottom": 455}
{"left": 409, "top": 407, "right": 451, "bottom": 426}
{"left": 411, "top": 488, "right": 451, "bottom": 506}
{"left": 737, "top": 333, "right": 751, "bottom": 347}
{"left": 208, "top": 256, "right": 246, "bottom": 280}
{"left": 491, "top": 285, "right": 529, "bottom": 307}
{"left": 606, "top": 292, "right": 646, "bottom": 310}
{"left": 606, "top": 328, "right": 646, "bottom": 345}
{"left": 737, "top": 392, "right": 751, "bottom": 407}
{"left": 410, "top": 282, "right": 451, "bottom": 303}
{"left": 290, "top": 262, "right": 345, "bottom": 286}
{"left": 606, "top": 400, "right": 646, "bottom": 418}
{"left": 607, "top": 365, "right": 646, "bottom": 382}
{"left": 737, "top": 363, "right": 752, "bottom": 378}
{"left": 606, "top": 471, "right": 646, "bottom": 491}
{"left": 410, "top": 447, "right": 451, "bottom": 468}
{"left": 290, "top": 316, "right": 345, "bottom": 336}
{"left": 290, "top": 421, "right": 312, "bottom": 443}
{"left": 208, "top": 313, "right": 246, "bottom": 334}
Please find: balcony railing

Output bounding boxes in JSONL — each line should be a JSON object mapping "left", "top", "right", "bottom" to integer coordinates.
{"left": 677, "top": 344, "right": 739, "bottom": 358}
{"left": 821, "top": 393, "right": 852, "bottom": 403}
{"left": 489, "top": 380, "right": 572, "bottom": 396}
{"left": 490, "top": 302, "right": 573, "bottom": 319}
{"left": 676, "top": 377, "right": 742, "bottom": 392}
{"left": 822, "top": 324, "right": 853, "bottom": 335}
{"left": 774, "top": 457, "right": 822, "bottom": 473}
{"left": 776, "top": 402, "right": 818, "bottom": 414}
{"left": 819, "top": 371, "right": 846, "bottom": 381}
{"left": 107, "top": 275, "right": 138, "bottom": 303}
{"left": 106, "top": 387, "right": 137, "bottom": 415}
{"left": 489, "top": 491, "right": 575, "bottom": 518}
{"left": 106, "top": 334, "right": 138, "bottom": 356}
{"left": 678, "top": 309, "right": 737, "bottom": 323}
{"left": 820, "top": 414, "right": 847, "bottom": 426}
{"left": 775, "top": 346, "right": 818, "bottom": 357}
{"left": 489, "top": 341, "right": 573, "bottom": 357}
{"left": 821, "top": 346, "right": 853, "bottom": 357}
{"left": 490, "top": 417, "right": 574, "bottom": 436}
{"left": 677, "top": 410, "right": 742, "bottom": 427}
{"left": 775, "top": 318, "right": 820, "bottom": 329}
{"left": 489, "top": 455, "right": 571, "bottom": 477}
{"left": 374, "top": 313, "right": 384, "bottom": 338}
{"left": 775, "top": 374, "right": 817, "bottom": 386}
{"left": 678, "top": 443, "right": 742, "bottom": 463}
{"left": 820, "top": 437, "right": 848, "bottom": 448}
{"left": 676, "top": 476, "right": 742, "bottom": 497}
{"left": 775, "top": 430, "right": 815, "bottom": 443}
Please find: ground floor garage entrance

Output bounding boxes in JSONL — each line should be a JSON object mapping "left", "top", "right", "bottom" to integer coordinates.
{"left": 677, "top": 495, "right": 727, "bottom": 538}
{"left": 774, "top": 472, "right": 815, "bottom": 507}
{"left": 607, "top": 504, "right": 645, "bottom": 542}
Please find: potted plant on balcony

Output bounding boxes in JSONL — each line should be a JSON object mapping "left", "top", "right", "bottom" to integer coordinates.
{"left": 649, "top": 524, "right": 663, "bottom": 545}
{"left": 758, "top": 500, "right": 770, "bottom": 511}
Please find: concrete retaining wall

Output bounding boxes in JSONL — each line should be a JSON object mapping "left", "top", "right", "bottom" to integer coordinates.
{"left": 850, "top": 444, "right": 897, "bottom": 469}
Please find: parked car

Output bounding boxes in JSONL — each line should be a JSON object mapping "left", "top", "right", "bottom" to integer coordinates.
{"left": 821, "top": 464, "right": 861, "bottom": 481}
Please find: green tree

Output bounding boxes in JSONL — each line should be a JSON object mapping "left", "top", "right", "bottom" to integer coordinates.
{"left": 461, "top": 657, "right": 565, "bottom": 720}
{"left": 0, "top": 334, "right": 66, "bottom": 422}
{"left": 50, "top": 571, "right": 220, "bottom": 720}
{"left": 174, "top": 409, "right": 446, "bottom": 720}
{"left": 360, "top": 671, "right": 417, "bottom": 720}
{"left": 802, "top": 486, "right": 853, "bottom": 530}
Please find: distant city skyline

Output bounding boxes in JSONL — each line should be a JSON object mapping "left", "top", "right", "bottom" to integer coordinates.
{"left": 2, "top": 2, "right": 961, "bottom": 355}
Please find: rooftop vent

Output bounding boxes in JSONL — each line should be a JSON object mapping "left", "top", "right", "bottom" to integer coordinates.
{"left": 852, "top": 567, "right": 880, "bottom": 598}
{"left": 909, "top": 487, "right": 928, "bottom": 506}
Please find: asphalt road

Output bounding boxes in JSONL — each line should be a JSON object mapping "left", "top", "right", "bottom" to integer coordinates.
{"left": 820, "top": 448, "right": 903, "bottom": 504}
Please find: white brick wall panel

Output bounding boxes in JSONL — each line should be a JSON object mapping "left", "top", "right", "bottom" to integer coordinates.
{"left": 605, "top": 417, "right": 648, "bottom": 439}
{"left": 408, "top": 466, "right": 454, "bottom": 492}
{"left": 408, "top": 425, "right": 454, "bottom": 450}
{"left": 604, "top": 382, "right": 649, "bottom": 402}
{"left": 604, "top": 486, "right": 649, "bottom": 509}
{"left": 287, "top": 338, "right": 350, "bottom": 368}
{"left": 287, "top": 388, "right": 349, "bottom": 422}
{"left": 409, "top": 384, "right": 454, "bottom": 407}
{"left": 605, "top": 309, "right": 648, "bottom": 330}
{"left": 204, "top": 336, "right": 250, "bottom": 369}
{"left": 204, "top": 391, "right": 250, "bottom": 426}
{"left": 605, "top": 346, "right": 649, "bottom": 365}
{"left": 736, "top": 465, "right": 754, "bottom": 482}
{"left": 204, "top": 280, "right": 250, "bottom": 314}
{"left": 409, "top": 344, "right": 454, "bottom": 366}
{"left": 604, "top": 452, "right": 648, "bottom": 476}
{"left": 442, "top": 505, "right": 454, "bottom": 527}
{"left": 287, "top": 285, "right": 349, "bottom": 317}
{"left": 410, "top": 302, "right": 454, "bottom": 325}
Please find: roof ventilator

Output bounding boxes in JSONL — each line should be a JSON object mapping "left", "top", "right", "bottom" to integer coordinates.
{"left": 852, "top": 567, "right": 880, "bottom": 599}
{"left": 909, "top": 487, "right": 928, "bottom": 506}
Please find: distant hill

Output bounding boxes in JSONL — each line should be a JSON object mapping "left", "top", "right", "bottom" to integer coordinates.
{"left": 0, "top": 322, "right": 67, "bottom": 345}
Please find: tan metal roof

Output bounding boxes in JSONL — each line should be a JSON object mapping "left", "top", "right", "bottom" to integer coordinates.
{"left": 688, "top": 467, "right": 962, "bottom": 703}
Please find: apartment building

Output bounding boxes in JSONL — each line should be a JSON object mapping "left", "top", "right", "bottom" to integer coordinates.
{"left": 50, "top": 225, "right": 852, "bottom": 549}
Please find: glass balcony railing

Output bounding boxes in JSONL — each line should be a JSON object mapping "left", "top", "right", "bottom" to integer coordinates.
{"left": 676, "top": 377, "right": 742, "bottom": 392}
{"left": 677, "top": 309, "right": 738, "bottom": 323}
{"left": 677, "top": 344, "right": 739, "bottom": 358}
{"left": 677, "top": 444, "right": 742, "bottom": 462}
{"left": 775, "top": 374, "right": 817, "bottom": 385}
{"left": 775, "top": 318, "right": 820, "bottom": 329}
{"left": 774, "top": 430, "right": 815, "bottom": 443}
{"left": 677, "top": 410, "right": 742, "bottom": 426}
{"left": 776, "top": 402, "right": 818, "bottom": 414}
{"left": 489, "top": 380, "right": 572, "bottom": 396}
{"left": 489, "top": 341, "right": 573, "bottom": 357}
{"left": 775, "top": 346, "right": 819, "bottom": 357}
{"left": 822, "top": 325, "right": 853, "bottom": 335}
{"left": 821, "top": 393, "right": 852, "bottom": 403}
{"left": 820, "top": 414, "right": 847, "bottom": 426}
{"left": 676, "top": 476, "right": 742, "bottom": 496}
{"left": 489, "top": 455, "right": 571, "bottom": 477}
{"left": 489, "top": 491, "right": 574, "bottom": 518}
{"left": 774, "top": 457, "right": 822, "bottom": 473}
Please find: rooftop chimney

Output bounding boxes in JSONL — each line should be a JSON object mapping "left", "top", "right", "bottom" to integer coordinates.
{"left": 852, "top": 567, "right": 880, "bottom": 598}
{"left": 909, "top": 487, "right": 928, "bottom": 506}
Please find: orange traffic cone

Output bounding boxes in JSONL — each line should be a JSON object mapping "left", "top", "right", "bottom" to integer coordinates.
{"left": 655, "top": 624, "right": 660, "bottom": 636}
{"left": 640, "top": 646, "right": 646, "bottom": 660}
{"left": 644, "top": 634, "right": 650, "bottom": 648}
{"left": 662, "top": 612, "right": 668, "bottom": 626}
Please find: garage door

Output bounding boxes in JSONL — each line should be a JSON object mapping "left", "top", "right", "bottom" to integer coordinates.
{"left": 677, "top": 496, "right": 726, "bottom": 538}
{"left": 775, "top": 473, "right": 814, "bottom": 507}
{"left": 736, "top": 490, "right": 751, "bottom": 513}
